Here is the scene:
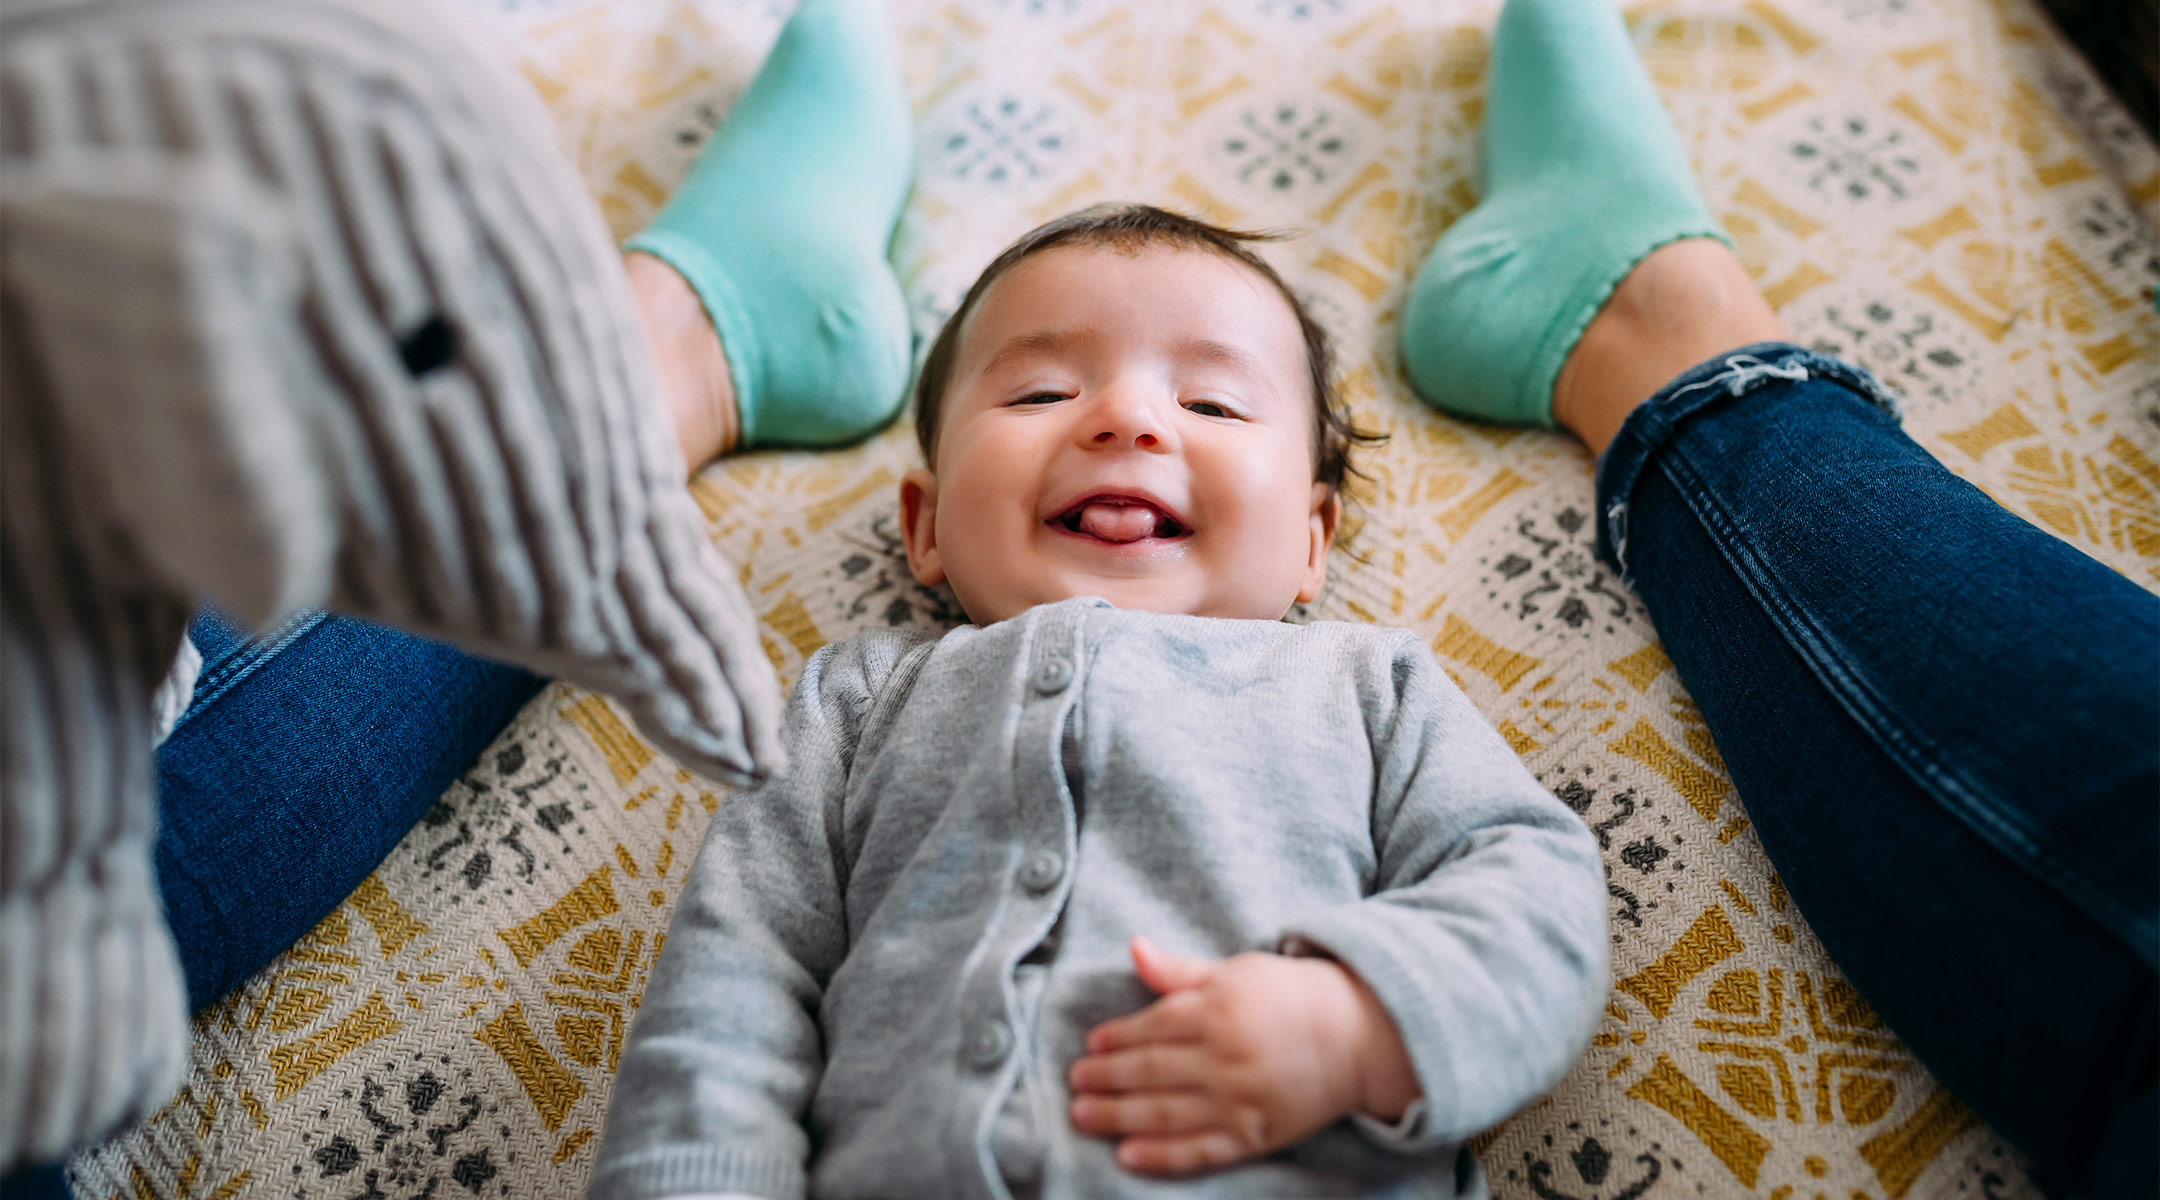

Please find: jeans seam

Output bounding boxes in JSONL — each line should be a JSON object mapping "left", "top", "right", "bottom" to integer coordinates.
{"left": 1657, "top": 441, "right": 2156, "bottom": 963}
{"left": 171, "top": 611, "right": 328, "bottom": 736}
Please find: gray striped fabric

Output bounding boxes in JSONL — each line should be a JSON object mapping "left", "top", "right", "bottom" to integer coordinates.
{"left": 0, "top": 0, "right": 784, "bottom": 1167}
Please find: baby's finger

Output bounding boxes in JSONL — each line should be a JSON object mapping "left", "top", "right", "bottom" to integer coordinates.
{"left": 1115, "top": 1130, "right": 1252, "bottom": 1177}
{"left": 1068, "top": 1045, "right": 1211, "bottom": 1094}
{"left": 1085, "top": 991, "right": 1206, "bottom": 1053}
{"left": 1069, "top": 1091, "right": 1218, "bottom": 1136}
{"left": 1130, "top": 935, "right": 1216, "bottom": 995}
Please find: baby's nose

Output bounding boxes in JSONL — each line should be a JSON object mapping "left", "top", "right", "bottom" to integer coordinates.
{"left": 1086, "top": 387, "right": 1171, "bottom": 449}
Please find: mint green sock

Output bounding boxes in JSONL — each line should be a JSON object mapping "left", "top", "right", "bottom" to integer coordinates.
{"left": 1400, "top": 0, "right": 1729, "bottom": 427}
{"left": 626, "top": 0, "right": 913, "bottom": 449}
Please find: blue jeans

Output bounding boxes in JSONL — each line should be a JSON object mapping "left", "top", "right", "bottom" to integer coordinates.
{"left": 1598, "top": 344, "right": 2158, "bottom": 1198}
{"left": 155, "top": 610, "right": 544, "bottom": 1012}
{"left": 0, "top": 613, "right": 541, "bottom": 1200}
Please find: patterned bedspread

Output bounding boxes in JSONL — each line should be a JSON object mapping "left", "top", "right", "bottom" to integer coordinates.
{"left": 71, "top": 0, "right": 2159, "bottom": 1196}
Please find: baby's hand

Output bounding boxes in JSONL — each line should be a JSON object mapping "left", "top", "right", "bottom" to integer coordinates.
{"left": 1067, "top": 935, "right": 1420, "bottom": 1176}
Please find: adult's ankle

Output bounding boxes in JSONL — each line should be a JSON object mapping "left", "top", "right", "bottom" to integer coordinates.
{"left": 626, "top": 250, "right": 740, "bottom": 473}
{"left": 1553, "top": 239, "right": 1787, "bottom": 456}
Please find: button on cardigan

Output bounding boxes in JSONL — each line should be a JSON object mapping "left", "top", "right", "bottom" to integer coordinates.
{"left": 591, "top": 598, "right": 1610, "bottom": 1200}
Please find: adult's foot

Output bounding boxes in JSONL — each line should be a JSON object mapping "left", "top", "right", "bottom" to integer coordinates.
{"left": 1399, "top": 0, "right": 1728, "bottom": 428}
{"left": 1551, "top": 237, "right": 1788, "bottom": 456}
{"left": 624, "top": 0, "right": 914, "bottom": 455}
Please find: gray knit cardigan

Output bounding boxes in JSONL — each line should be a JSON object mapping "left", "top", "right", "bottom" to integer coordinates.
{"left": 0, "top": 0, "right": 784, "bottom": 1168}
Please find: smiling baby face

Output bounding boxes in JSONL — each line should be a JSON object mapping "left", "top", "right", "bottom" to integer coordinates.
{"left": 900, "top": 209, "right": 1352, "bottom": 625}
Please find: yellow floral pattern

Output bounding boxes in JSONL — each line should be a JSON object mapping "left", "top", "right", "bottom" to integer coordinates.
{"left": 71, "top": 0, "right": 2156, "bottom": 1197}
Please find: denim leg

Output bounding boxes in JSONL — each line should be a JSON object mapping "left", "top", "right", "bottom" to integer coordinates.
{"left": 0, "top": 1163, "right": 70, "bottom": 1200}
{"left": 1596, "top": 344, "right": 2159, "bottom": 1195}
{"left": 155, "top": 611, "right": 544, "bottom": 1012}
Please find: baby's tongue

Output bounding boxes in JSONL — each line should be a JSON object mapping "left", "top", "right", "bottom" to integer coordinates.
{"left": 1074, "top": 502, "right": 1161, "bottom": 543}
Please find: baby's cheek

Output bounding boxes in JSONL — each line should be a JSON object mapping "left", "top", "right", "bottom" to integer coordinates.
{"left": 934, "top": 457, "right": 1020, "bottom": 566}
{"left": 1216, "top": 484, "right": 1320, "bottom": 578}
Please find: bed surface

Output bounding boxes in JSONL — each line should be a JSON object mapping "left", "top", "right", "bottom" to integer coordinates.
{"left": 73, "top": 0, "right": 2159, "bottom": 1196}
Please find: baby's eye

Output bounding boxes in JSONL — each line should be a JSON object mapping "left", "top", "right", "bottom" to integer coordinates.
{"left": 1011, "top": 392, "right": 1068, "bottom": 406}
{"left": 1183, "top": 400, "right": 1234, "bottom": 418}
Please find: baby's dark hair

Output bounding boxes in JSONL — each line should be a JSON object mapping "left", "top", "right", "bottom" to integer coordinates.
{"left": 913, "top": 203, "right": 1381, "bottom": 497}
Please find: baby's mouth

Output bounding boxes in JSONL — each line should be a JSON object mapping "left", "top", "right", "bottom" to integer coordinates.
{"left": 1052, "top": 497, "right": 1188, "bottom": 544}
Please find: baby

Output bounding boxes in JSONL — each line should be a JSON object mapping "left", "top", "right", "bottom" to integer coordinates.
{"left": 589, "top": 205, "right": 1608, "bottom": 1200}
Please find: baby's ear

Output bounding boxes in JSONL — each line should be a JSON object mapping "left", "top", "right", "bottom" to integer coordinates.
{"left": 1296, "top": 484, "right": 1340, "bottom": 604}
{"left": 898, "top": 468, "right": 947, "bottom": 588}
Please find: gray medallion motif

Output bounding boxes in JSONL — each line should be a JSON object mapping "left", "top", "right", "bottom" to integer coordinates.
{"left": 1209, "top": 101, "right": 1359, "bottom": 198}
{"left": 1474, "top": 505, "right": 1645, "bottom": 641}
{"left": 413, "top": 727, "right": 598, "bottom": 912}
{"left": 2063, "top": 191, "right": 2160, "bottom": 284}
{"left": 2040, "top": 62, "right": 2154, "bottom": 179}
{"left": 1947, "top": 1138, "right": 2043, "bottom": 1200}
{"left": 809, "top": 509, "right": 969, "bottom": 635}
{"left": 671, "top": 99, "right": 728, "bottom": 157}
{"left": 1796, "top": 286, "right": 1984, "bottom": 415}
{"left": 1776, "top": 109, "right": 1935, "bottom": 209}
{"left": 2134, "top": 375, "right": 2160, "bottom": 442}
{"left": 1501, "top": 1123, "right": 1681, "bottom": 1200}
{"left": 926, "top": 90, "right": 1077, "bottom": 190}
{"left": 289, "top": 1054, "right": 518, "bottom": 1199}
{"left": 1544, "top": 766, "right": 1683, "bottom": 934}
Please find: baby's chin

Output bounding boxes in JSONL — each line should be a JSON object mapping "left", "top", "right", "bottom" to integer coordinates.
{"left": 954, "top": 577, "right": 1297, "bottom": 626}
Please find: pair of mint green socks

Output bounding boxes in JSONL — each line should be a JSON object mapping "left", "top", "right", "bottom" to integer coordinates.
{"left": 631, "top": 0, "right": 1722, "bottom": 448}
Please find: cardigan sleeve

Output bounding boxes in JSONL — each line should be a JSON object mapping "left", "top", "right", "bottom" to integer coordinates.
{"left": 589, "top": 635, "right": 906, "bottom": 1200}
{"left": 1278, "top": 634, "right": 1610, "bottom": 1149}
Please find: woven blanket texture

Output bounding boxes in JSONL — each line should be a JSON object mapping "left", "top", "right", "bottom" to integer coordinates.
{"left": 69, "top": 0, "right": 2159, "bottom": 1196}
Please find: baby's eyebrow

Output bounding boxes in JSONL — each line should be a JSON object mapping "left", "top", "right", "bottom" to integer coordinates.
{"left": 979, "top": 328, "right": 1093, "bottom": 377}
{"left": 1174, "top": 336, "right": 1269, "bottom": 379}
{"left": 975, "top": 329, "right": 1275, "bottom": 389}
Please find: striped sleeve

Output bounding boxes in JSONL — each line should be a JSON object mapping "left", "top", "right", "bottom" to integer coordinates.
{"left": 1, "top": 0, "right": 786, "bottom": 1166}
